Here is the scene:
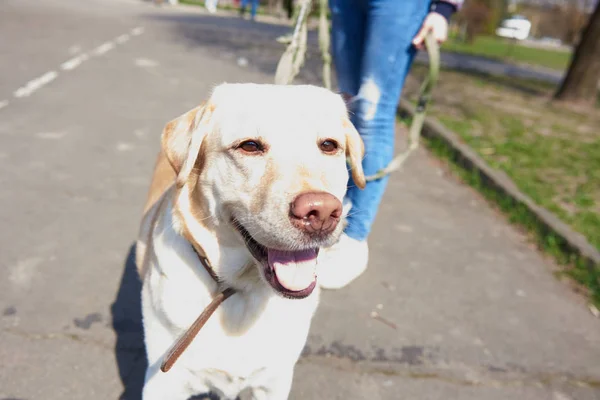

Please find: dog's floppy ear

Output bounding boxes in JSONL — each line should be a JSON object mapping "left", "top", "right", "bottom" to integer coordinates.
{"left": 344, "top": 118, "right": 366, "bottom": 189}
{"left": 161, "top": 103, "right": 214, "bottom": 187}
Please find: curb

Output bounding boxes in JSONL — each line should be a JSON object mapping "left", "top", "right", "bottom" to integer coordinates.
{"left": 397, "top": 99, "right": 600, "bottom": 269}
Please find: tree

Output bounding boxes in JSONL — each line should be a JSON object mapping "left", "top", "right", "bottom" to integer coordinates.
{"left": 537, "top": 3, "right": 588, "bottom": 46}
{"left": 562, "top": 1, "right": 588, "bottom": 45}
{"left": 554, "top": 1, "right": 600, "bottom": 107}
{"left": 461, "top": 0, "right": 492, "bottom": 42}
{"left": 484, "top": 0, "right": 508, "bottom": 35}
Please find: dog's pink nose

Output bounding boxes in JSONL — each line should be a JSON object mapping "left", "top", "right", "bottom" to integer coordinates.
{"left": 290, "top": 192, "right": 342, "bottom": 235}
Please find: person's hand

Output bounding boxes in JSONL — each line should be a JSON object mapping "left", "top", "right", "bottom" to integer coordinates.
{"left": 412, "top": 12, "right": 448, "bottom": 50}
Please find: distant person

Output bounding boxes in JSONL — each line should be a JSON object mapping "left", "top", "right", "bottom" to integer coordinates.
{"left": 318, "top": 0, "right": 462, "bottom": 289}
{"left": 239, "top": 0, "right": 259, "bottom": 20}
{"left": 205, "top": 0, "right": 218, "bottom": 13}
{"left": 285, "top": 0, "right": 294, "bottom": 19}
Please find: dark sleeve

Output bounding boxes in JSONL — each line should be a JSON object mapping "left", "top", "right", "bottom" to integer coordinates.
{"left": 430, "top": 0, "right": 461, "bottom": 22}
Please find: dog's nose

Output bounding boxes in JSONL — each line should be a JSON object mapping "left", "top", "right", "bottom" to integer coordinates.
{"left": 290, "top": 192, "right": 342, "bottom": 235}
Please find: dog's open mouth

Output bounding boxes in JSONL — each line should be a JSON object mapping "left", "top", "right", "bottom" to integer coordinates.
{"left": 233, "top": 220, "right": 318, "bottom": 299}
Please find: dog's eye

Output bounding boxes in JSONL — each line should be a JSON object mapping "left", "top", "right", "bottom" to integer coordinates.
{"left": 238, "top": 140, "right": 264, "bottom": 154}
{"left": 320, "top": 139, "right": 339, "bottom": 154}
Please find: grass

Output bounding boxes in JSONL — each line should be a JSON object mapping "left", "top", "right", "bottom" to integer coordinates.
{"left": 403, "top": 64, "right": 600, "bottom": 306}
{"left": 442, "top": 35, "right": 572, "bottom": 72}
{"left": 179, "top": 0, "right": 203, "bottom": 5}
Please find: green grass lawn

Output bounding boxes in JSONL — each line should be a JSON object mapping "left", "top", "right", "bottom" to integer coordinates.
{"left": 442, "top": 35, "right": 572, "bottom": 71}
{"left": 404, "top": 65, "right": 600, "bottom": 305}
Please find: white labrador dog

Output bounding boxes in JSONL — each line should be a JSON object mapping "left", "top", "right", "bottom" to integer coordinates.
{"left": 136, "top": 83, "right": 365, "bottom": 400}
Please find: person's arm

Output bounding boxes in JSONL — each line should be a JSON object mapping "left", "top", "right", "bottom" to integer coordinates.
{"left": 413, "top": 0, "right": 463, "bottom": 49}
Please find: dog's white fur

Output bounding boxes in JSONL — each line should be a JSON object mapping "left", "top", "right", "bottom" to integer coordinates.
{"left": 136, "top": 83, "right": 365, "bottom": 400}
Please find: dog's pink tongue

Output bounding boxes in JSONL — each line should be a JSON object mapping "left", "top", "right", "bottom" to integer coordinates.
{"left": 268, "top": 249, "right": 318, "bottom": 291}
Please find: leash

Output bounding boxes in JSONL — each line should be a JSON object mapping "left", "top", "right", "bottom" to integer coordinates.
{"left": 160, "top": 245, "right": 236, "bottom": 373}
{"left": 364, "top": 32, "right": 440, "bottom": 181}
{"left": 275, "top": 1, "right": 440, "bottom": 182}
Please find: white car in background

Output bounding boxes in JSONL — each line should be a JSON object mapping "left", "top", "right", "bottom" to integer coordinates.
{"left": 496, "top": 15, "right": 532, "bottom": 40}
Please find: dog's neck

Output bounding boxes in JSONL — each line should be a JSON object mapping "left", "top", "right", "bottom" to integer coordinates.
{"left": 171, "top": 185, "right": 267, "bottom": 294}
{"left": 152, "top": 187, "right": 319, "bottom": 373}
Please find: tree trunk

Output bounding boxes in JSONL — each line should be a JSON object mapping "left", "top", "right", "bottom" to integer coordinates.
{"left": 554, "top": 1, "right": 600, "bottom": 106}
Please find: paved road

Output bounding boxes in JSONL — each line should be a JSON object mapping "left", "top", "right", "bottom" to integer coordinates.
{"left": 1, "top": 1, "right": 598, "bottom": 399}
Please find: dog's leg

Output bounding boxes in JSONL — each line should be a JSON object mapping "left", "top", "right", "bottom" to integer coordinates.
{"left": 247, "top": 368, "right": 294, "bottom": 400}
{"left": 142, "top": 361, "right": 210, "bottom": 400}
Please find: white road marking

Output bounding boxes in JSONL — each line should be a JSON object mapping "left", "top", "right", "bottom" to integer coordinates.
{"left": 60, "top": 53, "right": 90, "bottom": 71}
{"left": 117, "top": 142, "right": 134, "bottom": 152}
{"left": 93, "top": 41, "right": 115, "bottom": 56}
{"left": 8, "top": 27, "right": 144, "bottom": 102}
{"left": 115, "top": 34, "right": 130, "bottom": 44}
{"left": 14, "top": 71, "right": 58, "bottom": 98}
{"left": 36, "top": 131, "right": 68, "bottom": 140}
{"left": 133, "top": 129, "right": 146, "bottom": 138}
{"left": 135, "top": 58, "right": 158, "bottom": 68}
{"left": 131, "top": 26, "right": 144, "bottom": 36}
{"left": 0, "top": 100, "right": 8, "bottom": 110}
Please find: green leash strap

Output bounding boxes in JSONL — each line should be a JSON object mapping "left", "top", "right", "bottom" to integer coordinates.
{"left": 364, "top": 31, "right": 440, "bottom": 182}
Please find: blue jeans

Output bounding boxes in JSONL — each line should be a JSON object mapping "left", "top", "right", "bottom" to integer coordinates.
{"left": 241, "top": 0, "right": 259, "bottom": 18}
{"left": 330, "top": 0, "right": 429, "bottom": 241}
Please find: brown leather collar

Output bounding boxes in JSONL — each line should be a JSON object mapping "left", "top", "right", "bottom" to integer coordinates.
{"left": 191, "top": 243, "right": 221, "bottom": 283}
{"left": 160, "top": 243, "right": 236, "bottom": 373}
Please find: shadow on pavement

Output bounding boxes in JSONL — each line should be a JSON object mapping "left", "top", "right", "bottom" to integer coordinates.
{"left": 142, "top": 12, "right": 325, "bottom": 86}
{"left": 110, "top": 244, "right": 226, "bottom": 400}
{"left": 111, "top": 243, "right": 147, "bottom": 400}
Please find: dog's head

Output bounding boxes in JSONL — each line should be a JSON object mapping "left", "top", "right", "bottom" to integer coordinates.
{"left": 163, "top": 83, "right": 364, "bottom": 299}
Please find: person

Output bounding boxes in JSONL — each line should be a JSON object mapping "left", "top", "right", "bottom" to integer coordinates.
{"left": 205, "top": 0, "right": 219, "bottom": 13}
{"left": 239, "top": 0, "right": 260, "bottom": 20}
{"left": 285, "top": 0, "right": 294, "bottom": 19}
{"left": 318, "top": 0, "right": 462, "bottom": 289}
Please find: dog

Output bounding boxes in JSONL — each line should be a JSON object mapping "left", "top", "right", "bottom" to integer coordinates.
{"left": 136, "top": 83, "right": 365, "bottom": 400}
